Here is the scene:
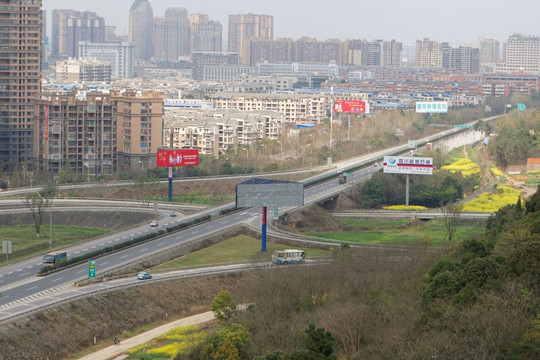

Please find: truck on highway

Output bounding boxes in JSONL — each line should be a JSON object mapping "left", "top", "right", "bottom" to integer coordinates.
{"left": 338, "top": 172, "right": 347, "bottom": 184}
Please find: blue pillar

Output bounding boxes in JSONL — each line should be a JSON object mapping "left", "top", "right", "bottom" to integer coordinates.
{"left": 261, "top": 206, "right": 267, "bottom": 252}
{"left": 168, "top": 166, "right": 173, "bottom": 202}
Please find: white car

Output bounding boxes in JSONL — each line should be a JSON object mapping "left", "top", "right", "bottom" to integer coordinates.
{"left": 150, "top": 220, "right": 158, "bottom": 227}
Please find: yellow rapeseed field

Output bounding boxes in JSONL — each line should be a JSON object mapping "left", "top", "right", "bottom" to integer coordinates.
{"left": 462, "top": 186, "right": 521, "bottom": 212}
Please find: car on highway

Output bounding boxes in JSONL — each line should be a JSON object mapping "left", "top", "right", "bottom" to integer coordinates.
{"left": 137, "top": 272, "right": 152, "bottom": 280}
{"left": 150, "top": 220, "right": 158, "bottom": 227}
{"left": 170, "top": 211, "right": 177, "bottom": 217}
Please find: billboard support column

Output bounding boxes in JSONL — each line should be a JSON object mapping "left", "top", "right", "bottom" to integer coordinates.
{"left": 168, "top": 167, "right": 173, "bottom": 202}
{"left": 261, "top": 206, "right": 267, "bottom": 252}
{"left": 406, "top": 174, "right": 410, "bottom": 207}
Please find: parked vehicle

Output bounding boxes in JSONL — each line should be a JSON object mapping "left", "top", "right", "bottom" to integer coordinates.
{"left": 150, "top": 220, "right": 158, "bottom": 227}
{"left": 137, "top": 272, "right": 152, "bottom": 280}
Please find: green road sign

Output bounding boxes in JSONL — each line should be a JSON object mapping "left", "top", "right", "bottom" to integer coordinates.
{"left": 273, "top": 209, "right": 279, "bottom": 219}
{"left": 518, "top": 103, "right": 526, "bottom": 111}
{"left": 88, "top": 260, "right": 96, "bottom": 278}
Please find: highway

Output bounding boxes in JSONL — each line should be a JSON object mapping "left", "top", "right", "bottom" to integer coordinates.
{"left": 0, "top": 122, "right": 490, "bottom": 322}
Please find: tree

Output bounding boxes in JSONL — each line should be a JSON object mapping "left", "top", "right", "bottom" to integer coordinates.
{"left": 211, "top": 290, "right": 237, "bottom": 323}
{"left": 440, "top": 202, "right": 463, "bottom": 243}
{"left": 303, "top": 324, "right": 337, "bottom": 359}
{"left": 24, "top": 192, "right": 51, "bottom": 237}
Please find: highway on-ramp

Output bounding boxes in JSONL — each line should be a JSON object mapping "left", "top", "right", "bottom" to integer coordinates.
{"left": 0, "top": 123, "right": 488, "bottom": 321}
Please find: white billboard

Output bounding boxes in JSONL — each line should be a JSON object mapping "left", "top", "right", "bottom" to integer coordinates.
{"left": 416, "top": 101, "right": 448, "bottom": 114}
{"left": 383, "top": 156, "right": 433, "bottom": 175}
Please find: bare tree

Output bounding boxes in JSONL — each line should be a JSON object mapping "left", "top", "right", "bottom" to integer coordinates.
{"left": 24, "top": 192, "right": 51, "bottom": 237}
{"left": 440, "top": 202, "right": 463, "bottom": 244}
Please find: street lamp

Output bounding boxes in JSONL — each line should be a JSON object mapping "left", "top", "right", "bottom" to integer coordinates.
{"left": 261, "top": 144, "right": 266, "bottom": 156}
{"left": 21, "top": 165, "right": 25, "bottom": 186}
{"left": 241, "top": 148, "right": 249, "bottom": 159}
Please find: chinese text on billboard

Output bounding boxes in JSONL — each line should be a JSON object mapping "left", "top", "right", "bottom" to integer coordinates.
{"left": 157, "top": 149, "right": 199, "bottom": 167}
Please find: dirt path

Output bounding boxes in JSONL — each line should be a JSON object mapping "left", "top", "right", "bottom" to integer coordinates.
{"left": 78, "top": 311, "right": 215, "bottom": 360}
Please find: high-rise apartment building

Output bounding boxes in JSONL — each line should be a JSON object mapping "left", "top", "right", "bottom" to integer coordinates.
{"left": 228, "top": 14, "right": 273, "bottom": 64}
{"left": 497, "top": 34, "right": 540, "bottom": 74}
{"left": 0, "top": 0, "right": 42, "bottom": 164}
{"left": 129, "top": 0, "right": 154, "bottom": 61}
{"left": 479, "top": 39, "right": 499, "bottom": 65}
{"left": 415, "top": 38, "right": 443, "bottom": 68}
{"left": 189, "top": 14, "right": 222, "bottom": 53}
{"left": 153, "top": 7, "right": 190, "bottom": 61}
{"left": 51, "top": 10, "right": 105, "bottom": 58}
{"left": 382, "top": 40, "right": 403, "bottom": 68}
{"left": 33, "top": 90, "right": 164, "bottom": 174}
{"left": 113, "top": 90, "right": 164, "bottom": 170}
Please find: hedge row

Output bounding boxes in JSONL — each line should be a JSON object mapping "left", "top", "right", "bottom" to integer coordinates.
{"left": 38, "top": 214, "right": 212, "bottom": 275}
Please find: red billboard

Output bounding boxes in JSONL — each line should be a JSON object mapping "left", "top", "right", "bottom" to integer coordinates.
{"left": 157, "top": 149, "right": 199, "bottom": 167}
{"left": 333, "top": 100, "right": 367, "bottom": 113}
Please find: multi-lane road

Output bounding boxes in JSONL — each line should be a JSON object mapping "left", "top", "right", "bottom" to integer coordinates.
{"left": 0, "top": 123, "right": 488, "bottom": 321}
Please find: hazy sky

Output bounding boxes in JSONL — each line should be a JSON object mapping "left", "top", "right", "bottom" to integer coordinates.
{"left": 43, "top": 0, "right": 540, "bottom": 46}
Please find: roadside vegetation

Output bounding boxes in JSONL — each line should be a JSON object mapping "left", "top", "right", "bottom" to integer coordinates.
{"left": 152, "top": 235, "right": 332, "bottom": 270}
{"left": 0, "top": 224, "right": 110, "bottom": 263}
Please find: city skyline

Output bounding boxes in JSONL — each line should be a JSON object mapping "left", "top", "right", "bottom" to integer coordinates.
{"left": 43, "top": 0, "right": 540, "bottom": 46}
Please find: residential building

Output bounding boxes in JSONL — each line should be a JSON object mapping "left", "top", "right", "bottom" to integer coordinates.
{"left": 191, "top": 52, "right": 239, "bottom": 80}
{"left": 78, "top": 41, "right": 134, "bottom": 78}
{"left": 189, "top": 14, "right": 222, "bottom": 53}
{"left": 129, "top": 0, "right": 154, "bottom": 60}
{"left": 113, "top": 90, "right": 165, "bottom": 169}
{"left": 51, "top": 10, "right": 105, "bottom": 59}
{"left": 209, "top": 93, "right": 330, "bottom": 123}
{"left": 56, "top": 58, "right": 112, "bottom": 83}
{"left": 153, "top": 7, "right": 190, "bottom": 61}
{"left": 33, "top": 90, "right": 164, "bottom": 174}
{"left": 228, "top": 13, "right": 273, "bottom": 64}
{"left": 163, "top": 108, "right": 283, "bottom": 155}
{"left": 479, "top": 39, "right": 499, "bottom": 72}
{"left": 415, "top": 38, "right": 443, "bottom": 68}
{"left": 497, "top": 34, "right": 540, "bottom": 74}
{"left": 203, "top": 65, "right": 256, "bottom": 82}
{"left": 33, "top": 92, "right": 116, "bottom": 175}
{"left": 0, "top": 0, "right": 42, "bottom": 164}
{"left": 382, "top": 40, "right": 403, "bottom": 68}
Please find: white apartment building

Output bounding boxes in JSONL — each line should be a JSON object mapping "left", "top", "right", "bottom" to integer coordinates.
{"left": 209, "top": 93, "right": 328, "bottom": 123}
{"left": 415, "top": 38, "right": 443, "bottom": 68}
{"left": 497, "top": 34, "right": 540, "bottom": 74}
{"left": 56, "top": 58, "right": 112, "bottom": 83}
{"left": 78, "top": 41, "right": 134, "bottom": 78}
{"left": 163, "top": 109, "right": 283, "bottom": 155}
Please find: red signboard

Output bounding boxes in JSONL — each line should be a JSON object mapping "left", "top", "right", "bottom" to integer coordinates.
{"left": 157, "top": 149, "right": 199, "bottom": 167}
{"left": 333, "top": 100, "right": 367, "bottom": 113}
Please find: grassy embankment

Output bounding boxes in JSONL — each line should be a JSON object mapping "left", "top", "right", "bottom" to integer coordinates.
{"left": 307, "top": 218, "right": 486, "bottom": 246}
{"left": 0, "top": 225, "right": 111, "bottom": 264}
{"left": 152, "top": 235, "right": 333, "bottom": 270}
